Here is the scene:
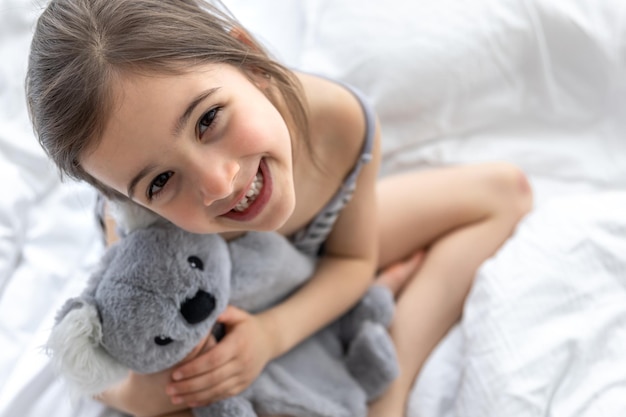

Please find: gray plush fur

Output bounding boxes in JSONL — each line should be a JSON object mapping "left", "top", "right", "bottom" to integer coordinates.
{"left": 47, "top": 220, "right": 398, "bottom": 417}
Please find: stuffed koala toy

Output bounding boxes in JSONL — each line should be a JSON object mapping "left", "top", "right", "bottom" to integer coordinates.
{"left": 47, "top": 219, "right": 398, "bottom": 417}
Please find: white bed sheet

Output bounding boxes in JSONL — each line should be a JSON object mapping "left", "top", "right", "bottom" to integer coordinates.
{"left": 456, "top": 192, "right": 626, "bottom": 417}
{"left": 1, "top": 0, "right": 625, "bottom": 416}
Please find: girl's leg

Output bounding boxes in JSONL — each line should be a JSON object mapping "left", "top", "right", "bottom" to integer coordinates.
{"left": 369, "top": 162, "right": 532, "bottom": 417}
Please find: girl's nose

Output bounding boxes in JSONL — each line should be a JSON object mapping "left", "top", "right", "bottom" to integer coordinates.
{"left": 194, "top": 158, "right": 240, "bottom": 205}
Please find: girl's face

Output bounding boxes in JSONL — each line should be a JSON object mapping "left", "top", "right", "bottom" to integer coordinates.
{"left": 81, "top": 64, "right": 296, "bottom": 234}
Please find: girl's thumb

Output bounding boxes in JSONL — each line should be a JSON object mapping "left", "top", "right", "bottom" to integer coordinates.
{"left": 217, "top": 305, "right": 247, "bottom": 323}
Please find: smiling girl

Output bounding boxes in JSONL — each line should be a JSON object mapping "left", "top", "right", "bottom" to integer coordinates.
{"left": 27, "top": 1, "right": 532, "bottom": 416}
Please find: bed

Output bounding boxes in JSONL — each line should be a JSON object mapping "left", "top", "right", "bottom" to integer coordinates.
{"left": 1, "top": 0, "right": 626, "bottom": 416}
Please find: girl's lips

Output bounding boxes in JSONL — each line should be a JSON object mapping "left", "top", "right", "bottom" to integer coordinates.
{"left": 222, "top": 159, "right": 272, "bottom": 222}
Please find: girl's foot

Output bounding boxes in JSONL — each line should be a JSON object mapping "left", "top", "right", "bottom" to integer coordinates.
{"left": 375, "top": 251, "right": 425, "bottom": 297}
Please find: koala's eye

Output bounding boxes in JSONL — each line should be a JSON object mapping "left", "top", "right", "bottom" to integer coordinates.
{"left": 154, "top": 335, "right": 174, "bottom": 346}
{"left": 187, "top": 256, "right": 204, "bottom": 271}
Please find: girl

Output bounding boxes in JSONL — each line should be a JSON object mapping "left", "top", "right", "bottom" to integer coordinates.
{"left": 26, "top": 1, "right": 532, "bottom": 416}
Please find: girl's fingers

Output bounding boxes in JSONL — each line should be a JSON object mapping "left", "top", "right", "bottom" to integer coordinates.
{"left": 217, "top": 305, "right": 249, "bottom": 324}
{"left": 168, "top": 358, "right": 240, "bottom": 396}
{"left": 173, "top": 336, "right": 236, "bottom": 380}
{"left": 183, "top": 378, "right": 247, "bottom": 407}
{"left": 169, "top": 307, "right": 270, "bottom": 405}
{"left": 179, "top": 334, "right": 218, "bottom": 364}
{"left": 172, "top": 306, "right": 250, "bottom": 380}
{"left": 169, "top": 363, "right": 245, "bottom": 406}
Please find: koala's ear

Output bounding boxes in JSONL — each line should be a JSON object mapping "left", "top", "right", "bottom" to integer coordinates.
{"left": 46, "top": 298, "right": 128, "bottom": 397}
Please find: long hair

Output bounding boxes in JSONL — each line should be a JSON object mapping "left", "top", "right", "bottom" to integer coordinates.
{"left": 26, "top": 0, "right": 309, "bottom": 199}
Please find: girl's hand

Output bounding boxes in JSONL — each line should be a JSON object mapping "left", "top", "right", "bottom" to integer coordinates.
{"left": 166, "top": 306, "right": 276, "bottom": 407}
{"left": 96, "top": 368, "right": 183, "bottom": 417}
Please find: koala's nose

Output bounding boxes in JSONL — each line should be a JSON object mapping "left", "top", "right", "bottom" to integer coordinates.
{"left": 180, "top": 290, "right": 216, "bottom": 324}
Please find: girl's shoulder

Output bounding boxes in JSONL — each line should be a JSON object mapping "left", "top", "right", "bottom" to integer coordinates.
{"left": 277, "top": 71, "right": 377, "bottom": 239}
{"left": 294, "top": 71, "right": 370, "bottom": 181}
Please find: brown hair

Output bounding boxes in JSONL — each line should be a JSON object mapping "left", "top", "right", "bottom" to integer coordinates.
{"left": 26, "top": 0, "right": 309, "bottom": 199}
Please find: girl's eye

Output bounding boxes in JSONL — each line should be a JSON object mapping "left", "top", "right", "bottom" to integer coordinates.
{"left": 198, "top": 107, "right": 220, "bottom": 137}
{"left": 147, "top": 171, "right": 173, "bottom": 200}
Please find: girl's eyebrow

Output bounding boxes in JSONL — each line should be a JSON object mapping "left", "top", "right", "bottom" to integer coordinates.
{"left": 172, "top": 87, "right": 221, "bottom": 137}
{"left": 127, "top": 163, "right": 157, "bottom": 199}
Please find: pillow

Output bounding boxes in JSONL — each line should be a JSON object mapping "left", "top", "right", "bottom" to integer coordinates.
{"left": 298, "top": 0, "right": 626, "bottom": 175}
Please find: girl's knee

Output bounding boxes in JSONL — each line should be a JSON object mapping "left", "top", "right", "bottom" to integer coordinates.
{"left": 484, "top": 162, "right": 533, "bottom": 221}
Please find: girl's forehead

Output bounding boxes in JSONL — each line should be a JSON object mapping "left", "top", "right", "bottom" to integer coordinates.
{"left": 106, "top": 64, "right": 242, "bottom": 126}
{"left": 110, "top": 64, "right": 254, "bottom": 123}
{"left": 113, "top": 64, "right": 221, "bottom": 99}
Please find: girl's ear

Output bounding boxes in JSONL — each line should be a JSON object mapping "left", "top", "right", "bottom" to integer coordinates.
{"left": 46, "top": 298, "right": 128, "bottom": 398}
{"left": 229, "top": 26, "right": 257, "bottom": 50}
{"left": 229, "top": 27, "right": 272, "bottom": 88}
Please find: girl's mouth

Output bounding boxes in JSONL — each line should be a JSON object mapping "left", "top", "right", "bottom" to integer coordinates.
{"left": 223, "top": 159, "right": 272, "bottom": 222}
{"left": 232, "top": 171, "right": 263, "bottom": 212}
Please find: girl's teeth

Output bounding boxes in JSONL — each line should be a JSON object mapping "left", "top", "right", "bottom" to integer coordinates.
{"left": 233, "top": 172, "right": 264, "bottom": 212}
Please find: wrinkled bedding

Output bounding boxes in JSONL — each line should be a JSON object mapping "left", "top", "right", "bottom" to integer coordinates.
{"left": 1, "top": 0, "right": 625, "bottom": 416}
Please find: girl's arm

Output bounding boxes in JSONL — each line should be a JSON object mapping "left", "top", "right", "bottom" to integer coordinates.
{"left": 260, "top": 113, "right": 383, "bottom": 359}
{"left": 264, "top": 72, "right": 383, "bottom": 357}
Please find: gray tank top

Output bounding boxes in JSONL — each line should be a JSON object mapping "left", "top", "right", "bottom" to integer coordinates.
{"left": 289, "top": 83, "right": 376, "bottom": 257}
